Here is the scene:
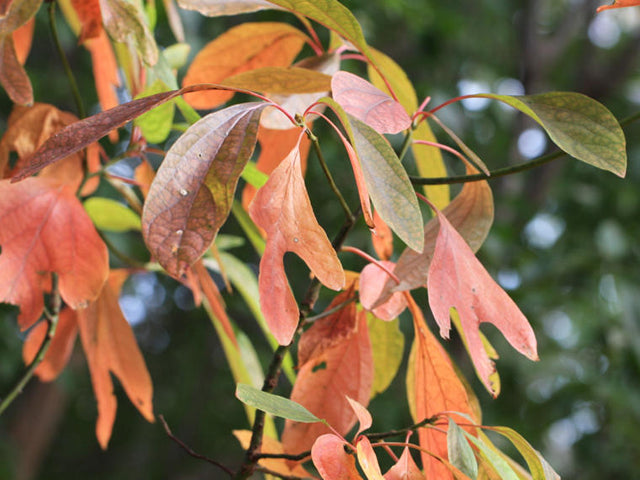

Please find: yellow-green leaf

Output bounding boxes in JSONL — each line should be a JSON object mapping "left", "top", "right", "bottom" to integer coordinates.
{"left": 134, "top": 80, "right": 175, "bottom": 144}
{"left": 367, "top": 314, "right": 404, "bottom": 398}
{"left": 478, "top": 92, "right": 626, "bottom": 177}
{"left": 84, "top": 197, "right": 142, "bottom": 232}
{"left": 448, "top": 418, "right": 479, "bottom": 479}
{"left": 222, "top": 66, "right": 332, "bottom": 94}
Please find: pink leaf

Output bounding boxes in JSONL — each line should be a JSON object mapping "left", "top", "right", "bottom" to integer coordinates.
{"left": 332, "top": 71, "right": 411, "bottom": 134}
{"left": 359, "top": 261, "right": 407, "bottom": 321}
{"left": 346, "top": 396, "right": 372, "bottom": 437}
{"left": 311, "top": 434, "right": 361, "bottom": 480}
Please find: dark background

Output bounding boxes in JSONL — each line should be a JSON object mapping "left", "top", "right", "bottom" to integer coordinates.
{"left": 1, "top": 0, "right": 640, "bottom": 478}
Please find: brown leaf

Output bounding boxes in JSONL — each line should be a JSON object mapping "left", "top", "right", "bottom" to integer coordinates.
{"left": 142, "top": 102, "right": 266, "bottom": 278}
{"left": 282, "top": 303, "right": 372, "bottom": 455}
{"left": 0, "top": 178, "right": 109, "bottom": 330}
{"left": 77, "top": 271, "right": 154, "bottom": 449}
{"left": 249, "top": 143, "right": 345, "bottom": 345}
{"left": 427, "top": 205, "right": 538, "bottom": 395}
{"left": 22, "top": 308, "right": 79, "bottom": 382}
{"left": 182, "top": 22, "right": 308, "bottom": 109}
{"left": 406, "top": 295, "right": 475, "bottom": 480}
{"left": 0, "top": 35, "right": 32, "bottom": 104}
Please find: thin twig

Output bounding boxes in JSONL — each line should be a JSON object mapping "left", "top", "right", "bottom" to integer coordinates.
{"left": 49, "top": 1, "right": 85, "bottom": 119}
{"left": 159, "top": 415, "right": 234, "bottom": 477}
{"left": 365, "top": 416, "right": 439, "bottom": 442}
{"left": 254, "top": 451, "right": 311, "bottom": 462}
{"left": 255, "top": 466, "right": 313, "bottom": 480}
{"left": 0, "top": 275, "right": 62, "bottom": 416}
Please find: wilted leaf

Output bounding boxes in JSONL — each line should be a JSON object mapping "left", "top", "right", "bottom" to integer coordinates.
{"left": 0, "top": 178, "right": 108, "bottom": 330}
{"left": 223, "top": 66, "right": 332, "bottom": 94}
{"left": 282, "top": 305, "right": 372, "bottom": 455}
{"left": 236, "top": 383, "right": 321, "bottom": 423}
{"left": 427, "top": 204, "right": 537, "bottom": 396}
{"left": 311, "top": 434, "right": 361, "bottom": 480}
{"left": 367, "top": 314, "right": 404, "bottom": 398}
{"left": 142, "top": 102, "right": 266, "bottom": 278}
{"left": 177, "top": 0, "right": 280, "bottom": 16}
{"left": 332, "top": 71, "right": 411, "bottom": 135}
{"left": 406, "top": 295, "right": 475, "bottom": 480}
{"left": 448, "top": 418, "right": 478, "bottom": 479}
{"left": 357, "top": 436, "right": 385, "bottom": 480}
{"left": 384, "top": 447, "right": 424, "bottom": 480}
{"left": 84, "top": 197, "right": 142, "bottom": 232}
{"left": 23, "top": 308, "right": 78, "bottom": 382}
{"left": 597, "top": 0, "right": 640, "bottom": 11}
{"left": 241, "top": 125, "right": 310, "bottom": 211}
{"left": 360, "top": 261, "right": 407, "bottom": 321}
{"left": 182, "top": 22, "right": 307, "bottom": 109}
{"left": 477, "top": 92, "right": 626, "bottom": 177}
{"left": 249, "top": 143, "right": 344, "bottom": 345}
{"left": 99, "top": 0, "right": 158, "bottom": 65}
{"left": 77, "top": 271, "right": 155, "bottom": 449}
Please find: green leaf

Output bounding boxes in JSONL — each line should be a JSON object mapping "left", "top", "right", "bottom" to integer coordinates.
{"left": 231, "top": 200, "right": 265, "bottom": 255}
{"left": 235, "top": 383, "right": 322, "bottom": 423}
{"left": 477, "top": 92, "right": 626, "bottom": 177}
{"left": 163, "top": 43, "right": 191, "bottom": 70}
{"left": 448, "top": 419, "right": 478, "bottom": 479}
{"left": 134, "top": 80, "right": 176, "bottom": 144}
{"left": 241, "top": 161, "right": 269, "bottom": 188}
{"left": 348, "top": 114, "right": 424, "bottom": 252}
{"left": 267, "top": 0, "right": 369, "bottom": 57}
{"left": 83, "top": 197, "right": 142, "bottom": 232}
{"left": 464, "top": 432, "right": 520, "bottom": 480}
{"left": 482, "top": 426, "right": 560, "bottom": 480}
{"left": 367, "top": 314, "right": 404, "bottom": 398}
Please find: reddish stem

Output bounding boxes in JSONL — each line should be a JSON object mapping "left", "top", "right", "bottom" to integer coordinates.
{"left": 340, "top": 245, "right": 401, "bottom": 285}
{"left": 413, "top": 139, "right": 470, "bottom": 167}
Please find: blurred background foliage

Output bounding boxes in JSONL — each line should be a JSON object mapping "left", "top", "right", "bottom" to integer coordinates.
{"left": 1, "top": 0, "right": 640, "bottom": 478}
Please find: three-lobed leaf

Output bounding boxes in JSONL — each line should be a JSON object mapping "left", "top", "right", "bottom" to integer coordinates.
{"left": 142, "top": 102, "right": 266, "bottom": 278}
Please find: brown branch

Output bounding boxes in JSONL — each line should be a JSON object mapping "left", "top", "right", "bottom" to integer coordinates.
{"left": 159, "top": 415, "right": 234, "bottom": 477}
{"left": 255, "top": 466, "right": 313, "bottom": 480}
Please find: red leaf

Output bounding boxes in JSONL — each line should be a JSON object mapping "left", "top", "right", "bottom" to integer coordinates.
{"left": 77, "top": 271, "right": 154, "bottom": 449}
{"left": 332, "top": 71, "right": 411, "bottom": 135}
{"left": 384, "top": 447, "right": 424, "bottom": 480}
{"left": 597, "top": 0, "right": 640, "bottom": 11}
{"left": 182, "top": 22, "right": 308, "bottom": 109}
{"left": 249, "top": 142, "right": 344, "bottom": 345}
{"left": 359, "top": 261, "right": 407, "bottom": 321}
{"left": 407, "top": 295, "right": 475, "bottom": 480}
{"left": 0, "top": 178, "right": 109, "bottom": 330}
{"left": 282, "top": 301, "right": 372, "bottom": 455}
{"left": 142, "top": 102, "right": 266, "bottom": 278}
{"left": 311, "top": 434, "right": 361, "bottom": 480}
{"left": 427, "top": 205, "right": 538, "bottom": 395}
{"left": 22, "top": 308, "right": 78, "bottom": 382}
{"left": 71, "top": 0, "right": 103, "bottom": 42}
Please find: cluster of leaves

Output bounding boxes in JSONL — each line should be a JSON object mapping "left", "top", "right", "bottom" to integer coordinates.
{"left": 0, "top": 0, "right": 632, "bottom": 478}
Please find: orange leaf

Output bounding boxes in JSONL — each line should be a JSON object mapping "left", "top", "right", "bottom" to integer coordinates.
{"left": 85, "top": 30, "right": 121, "bottom": 141}
{"left": 233, "top": 430, "right": 310, "bottom": 478}
{"left": 11, "top": 17, "right": 34, "bottom": 64}
{"left": 0, "top": 103, "right": 90, "bottom": 189}
{"left": 282, "top": 301, "right": 372, "bottom": 455}
{"left": 359, "top": 261, "right": 406, "bottom": 321}
{"left": 71, "top": 0, "right": 103, "bottom": 42}
{"left": 383, "top": 447, "right": 424, "bottom": 480}
{"left": 356, "top": 436, "right": 385, "bottom": 480}
{"left": 134, "top": 157, "right": 155, "bottom": 198}
{"left": 22, "top": 308, "right": 79, "bottom": 382}
{"left": 142, "top": 103, "right": 266, "bottom": 278}
{"left": 241, "top": 125, "right": 310, "bottom": 211}
{"left": 0, "top": 178, "right": 109, "bottom": 330}
{"left": 77, "top": 271, "right": 154, "bottom": 449}
{"left": 371, "top": 209, "right": 393, "bottom": 261}
{"left": 182, "top": 22, "right": 308, "bottom": 109}
{"left": 427, "top": 205, "right": 538, "bottom": 395}
{"left": 597, "top": 0, "right": 640, "bottom": 11}
{"left": 332, "top": 71, "right": 411, "bottom": 135}
{"left": 407, "top": 295, "right": 475, "bottom": 480}
{"left": 311, "top": 434, "right": 361, "bottom": 480}
{"left": 249, "top": 142, "right": 344, "bottom": 345}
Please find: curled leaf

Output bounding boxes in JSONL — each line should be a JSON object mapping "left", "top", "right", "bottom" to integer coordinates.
{"left": 311, "top": 434, "right": 361, "bottom": 480}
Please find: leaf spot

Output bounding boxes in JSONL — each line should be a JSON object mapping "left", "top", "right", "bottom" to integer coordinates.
{"left": 312, "top": 361, "right": 327, "bottom": 372}
{"left": 293, "top": 237, "right": 299, "bottom": 243}
{"left": 179, "top": 189, "right": 188, "bottom": 196}
{"left": 175, "top": 230, "right": 184, "bottom": 236}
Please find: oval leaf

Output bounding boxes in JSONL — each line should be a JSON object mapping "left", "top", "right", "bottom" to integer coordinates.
{"left": 177, "top": 0, "right": 281, "bottom": 16}
{"left": 448, "top": 418, "right": 479, "bottom": 479}
{"left": 235, "top": 383, "right": 321, "bottom": 423}
{"left": 142, "top": 102, "right": 266, "bottom": 278}
{"left": 84, "top": 197, "right": 142, "bottom": 232}
{"left": 332, "top": 71, "right": 411, "bottom": 134}
{"left": 311, "top": 434, "right": 361, "bottom": 480}
{"left": 478, "top": 92, "right": 626, "bottom": 177}
{"left": 223, "top": 66, "right": 332, "bottom": 94}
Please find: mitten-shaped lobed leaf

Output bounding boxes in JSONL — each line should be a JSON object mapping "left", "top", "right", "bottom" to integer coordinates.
{"left": 143, "top": 102, "right": 266, "bottom": 278}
